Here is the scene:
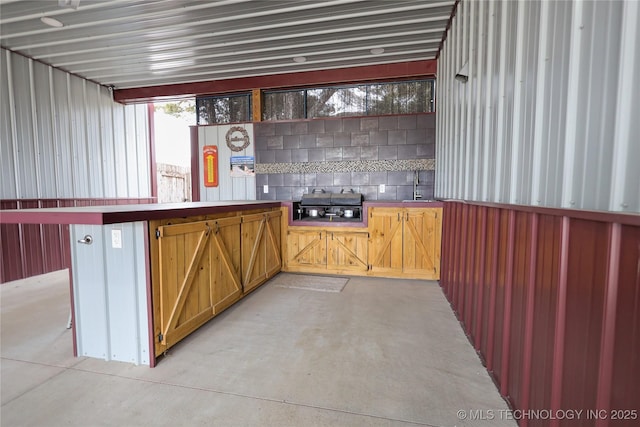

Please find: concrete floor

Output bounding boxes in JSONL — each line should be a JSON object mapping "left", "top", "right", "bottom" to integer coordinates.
{"left": 1, "top": 270, "right": 515, "bottom": 427}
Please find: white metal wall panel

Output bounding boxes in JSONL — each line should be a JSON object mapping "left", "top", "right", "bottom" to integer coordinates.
{"left": 0, "top": 47, "right": 150, "bottom": 200}
{"left": 135, "top": 106, "right": 150, "bottom": 198}
{"left": 34, "top": 63, "right": 56, "bottom": 197}
{"left": 611, "top": 0, "right": 640, "bottom": 212}
{"left": 112, "top": 102, "right": 128, "bottom": 198}
{"left": 124, "top": 106, "right": 140, "bottom": 198}
{"left": 85, "top": 83, "right": 103, "bottom": 198}
{"left": 510, "top": 0, "right": 540, "bottom": 205}
{"left": 0, "top": 52, "right": 17, "bottom": 198}
{"left": 100, "top": 89, "right": 117, "bottom": 198}
{"left": 436, "top": 0, "right": 639, "bottom": 213}
{"left": 10, "top": 53, "right": 38, "bottom": 198}
{"left": 198, "top": 124, "right": 257, "bottom": 201}
{"left": 533, "top": 0, "right": 572, "bottom": 207}
{"left": 52, "top": 69, "right": 73, "bottom": 198}
{"left": 70, "top": 222, "right": 150, "bottom": 365}
{"left": 493, "top": 0, "right": 518, "bottom": 204}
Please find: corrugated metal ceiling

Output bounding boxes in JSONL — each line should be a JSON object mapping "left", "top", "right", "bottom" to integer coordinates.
{"left": 0, "top": 0, "right": 454, "bottom": 90}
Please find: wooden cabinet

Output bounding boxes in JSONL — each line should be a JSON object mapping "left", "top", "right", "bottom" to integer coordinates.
{"left": 327, "top": 230, "right": 369, "bottom": 273}
{"left": 149, "top": 209, "right": 281, "bottom": 357}
{"left": 152, "top": 216, "right": 242, "bottom": 356}
{"left": 241, "top": 210, "right": 282, "bottom": 293}
{"left": 285, "top": 228, "right": 368, "bottom": 275}
{"left": 368, "top": 207, "right": 442, "bottom": 280}
{"left": 286, "top": 228, "right": 327, "bottom": 271}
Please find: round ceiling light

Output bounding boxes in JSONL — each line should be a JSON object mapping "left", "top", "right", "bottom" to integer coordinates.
{"left": 293, "top": 56, "right": 307, "bottom": 63}
{"left": 370, "top": 48, "right": 385, "bottom": 55}
{"left": 40, "top": 16, "right": 64, "bottom": 27}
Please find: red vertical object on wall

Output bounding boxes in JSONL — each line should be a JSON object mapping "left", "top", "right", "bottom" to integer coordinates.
{"left": 202, "top": 145, "right": 219, "bottom": 187}
{"left": 440, "top": 201, "right": 640, "bottom": 427}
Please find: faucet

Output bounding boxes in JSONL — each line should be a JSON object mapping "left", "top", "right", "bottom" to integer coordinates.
{"left": 413, "top": 170, "right": 422, "bottom": 200}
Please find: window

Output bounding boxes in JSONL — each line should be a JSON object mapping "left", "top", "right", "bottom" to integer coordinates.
{"left": 367, "top": 81, "right": 433, "bottom": 115}
{"left": 196, "top": 94, "right": 251, "bottom": 125}
{"left": 262, "top": 80, "right": 434, "bottom": 120}
{"left": 262, "top": 90, "right": 305, "bottom": 120}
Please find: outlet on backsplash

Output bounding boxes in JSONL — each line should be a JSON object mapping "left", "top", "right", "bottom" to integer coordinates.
{"left": 379, "top": 184, "right": 385, "bottom": 193}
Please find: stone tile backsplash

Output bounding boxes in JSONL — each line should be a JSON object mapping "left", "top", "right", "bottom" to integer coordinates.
{"left": 254, "top": 113, "right": 436, "bottom": 201}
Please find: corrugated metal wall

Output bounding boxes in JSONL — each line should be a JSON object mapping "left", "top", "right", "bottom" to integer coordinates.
{"left": 437, "top": 2, "right": 640, "bottom": 425}
{"left": 1, "top": 48, "right": 151, "bottom": 200}
{"left": 436, "top": 0, "right": 640, "bottom": 213}
{"left": 441, "top": 201, "right": 640, "bottom": 427}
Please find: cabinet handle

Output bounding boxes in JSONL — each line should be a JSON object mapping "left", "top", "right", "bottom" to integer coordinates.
{"left": 397, "top": 213, "right": 400, "bottom": 221}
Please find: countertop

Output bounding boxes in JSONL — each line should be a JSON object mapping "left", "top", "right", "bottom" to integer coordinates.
{"left": 0, "top": 201, "right": 281, "bottom": 225}
{"left": 0, "top": 200, "right": 444, "bottom": 226}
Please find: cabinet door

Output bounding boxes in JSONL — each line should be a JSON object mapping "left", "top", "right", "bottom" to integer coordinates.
{"left": 209, "top": 217, "right": 243, "bottom": 314}
{"left": 368, "top": 207, "right": 403, "bottom": 274}
{"left": 286, "top": 229, "right": 327, "bottom": 270}
{"left": 241, "top": 210, "right": 282, "bottom": 293}
{"left": 154, "top": 217, "right": 242, "bottom": 356}
{"left": 403, "top": 208, "right": 441, "bottom": 279}
{"left": 328, "top": 231, "right": 368, "bottom": 272}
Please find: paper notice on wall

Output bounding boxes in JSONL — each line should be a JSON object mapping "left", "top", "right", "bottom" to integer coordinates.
{"left": 230, "top": 156, "right": 255, "bottom": 177}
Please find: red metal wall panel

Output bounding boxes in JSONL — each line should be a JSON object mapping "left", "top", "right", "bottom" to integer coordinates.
{"left": 470, "top": 206, "right": 487, "bottom": 348}
{"left": 463, "top": 205, "right": 478, "bottom": 330}
{"left": 0, "top": 200, "right": 21, "bottom": 283}
{"left": 491, "top": 208, "right": 511, "bottom": 384}
{"left": 440, "top": 201, "right": 451, "bottom": 297}
{"left": 507, "top": 211, "right": 533, "bottom": 409}
{"left": 19, "top": 200, "right": 45, "bottom": 277}
{"left": 480, "top": 207, "right": 499, "bottom": 359}
{"left": 560, "top": 219, "right": 609, "bottom": 425}
{"left": 529, "top": 214, "right": 561, "bottom": 427}
{"left": 610, "top": 225, "right": 640, "bottom": 426}
{"left": 440, "top": 201, "right": 640, "bottom": 427}
{"left": 40, "top": 200, "right": 64, "bottom": 273}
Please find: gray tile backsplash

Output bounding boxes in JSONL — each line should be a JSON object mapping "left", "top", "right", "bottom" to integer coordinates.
{"left": 254, "top": 113, "right": 436, "bottom": 201}
{"left": 256, "top": 173, "right": 436, "bottom": 202}
{"left": 275, "top": 149, "right": 292, "bottom": 163}
{"left": 291, "top": 148, "right": 309, "bottom": 163}
{"left": 283, "top": 135, "right": 300, "bottom": 149}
